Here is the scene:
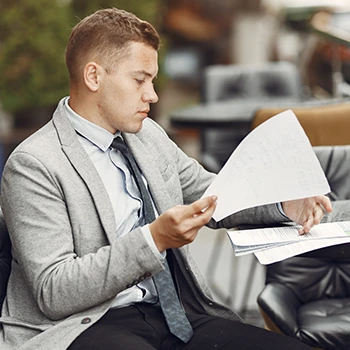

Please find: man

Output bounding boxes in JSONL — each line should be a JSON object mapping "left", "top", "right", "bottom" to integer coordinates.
{"left": 0, "top": 8, "right": 332, "bottom": 350}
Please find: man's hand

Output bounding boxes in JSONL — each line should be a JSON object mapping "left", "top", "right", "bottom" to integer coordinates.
{"left": 149, "top": 196, "right": 217, "bottom": 252}
{"left": 282, "top": 195, "right": 332, "bottom": 234}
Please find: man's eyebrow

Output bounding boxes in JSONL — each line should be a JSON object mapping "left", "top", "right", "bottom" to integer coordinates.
{"left": 133, "top": 70, "right": 157, "bottom": 79}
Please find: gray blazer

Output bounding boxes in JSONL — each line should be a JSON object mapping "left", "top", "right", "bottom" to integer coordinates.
{"left": 0, "top": 98, "right": 291, "bottom": 349}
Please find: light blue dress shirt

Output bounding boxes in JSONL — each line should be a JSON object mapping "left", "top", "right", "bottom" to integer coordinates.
{"left": 64, "top": 97, "right": 162, "bottom": 308}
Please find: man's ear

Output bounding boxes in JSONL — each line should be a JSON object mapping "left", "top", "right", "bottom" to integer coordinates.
{"left": 83, "top": 62, "right": 101, "bottom": 92}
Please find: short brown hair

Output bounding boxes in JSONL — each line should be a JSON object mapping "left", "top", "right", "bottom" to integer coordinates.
{"left": 65, "top": 8, "right": 160, "bottom": 83}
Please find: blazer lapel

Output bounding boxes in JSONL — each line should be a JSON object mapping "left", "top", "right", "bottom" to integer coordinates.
{"left": 52, "top": 101, "right": 116, "bottom": 243}
{"left": 123, "top": 133, "right": 173, "bottom": 214}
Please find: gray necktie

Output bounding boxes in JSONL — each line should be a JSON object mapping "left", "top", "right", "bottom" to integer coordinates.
{"left": 111, "top": 137, "right": 193, "bottom": 343}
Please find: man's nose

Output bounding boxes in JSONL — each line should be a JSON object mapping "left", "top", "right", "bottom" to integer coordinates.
{"left": 142, "top": 85, "right": 158, "bottom": 103}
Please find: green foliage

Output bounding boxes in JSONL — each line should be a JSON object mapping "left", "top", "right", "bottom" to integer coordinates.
{"left": 0, "top": 0, "right": 72, "bottom": 113}
{"left": 71, "top": 0, "right": 161, "bottom": 26}
{"left": 0, "top": 0, "right": 164, "bottom": 114}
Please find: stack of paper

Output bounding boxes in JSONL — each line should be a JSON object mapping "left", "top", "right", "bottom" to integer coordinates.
{"left": 228, "top": 221, "right": 350, "bottom": 264}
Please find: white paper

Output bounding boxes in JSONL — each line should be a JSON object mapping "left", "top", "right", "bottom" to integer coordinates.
{"left": 228, "top": 222, "right": 348, "bottom": 246}
{"left": 203, "top": 110, "right": 330, "bottom": 221}
{"left": 255, "top": 238, "right": 350, "bottom": 265}
{"left": 227, "top": 221, "right": 350, "bottom": 264}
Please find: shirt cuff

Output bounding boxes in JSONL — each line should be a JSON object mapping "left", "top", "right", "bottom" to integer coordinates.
{"left": 277, "top": 202, "right": 289, "bottom": 219}
{"left": 141, "top": 224, "right": 166, "bottom": 260}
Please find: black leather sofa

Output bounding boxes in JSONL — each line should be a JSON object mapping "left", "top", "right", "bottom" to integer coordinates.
{"left": 258, "top": 145, "right": 350, "bottom": 350}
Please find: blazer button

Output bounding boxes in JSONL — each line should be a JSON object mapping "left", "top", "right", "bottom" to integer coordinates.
{"left": 81, "top": 317, "right": 91, "bottom": 324}
{"left": 144, "top": 272, "right": 152, "bottom": 278}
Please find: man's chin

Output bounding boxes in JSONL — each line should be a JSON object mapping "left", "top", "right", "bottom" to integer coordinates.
{"left": 123, "top": 122, "right": 144, "bottom": 134}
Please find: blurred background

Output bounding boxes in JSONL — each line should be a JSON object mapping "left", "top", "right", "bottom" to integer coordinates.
{"left": 1, "top": 0, "right": 350, "bottom": 327}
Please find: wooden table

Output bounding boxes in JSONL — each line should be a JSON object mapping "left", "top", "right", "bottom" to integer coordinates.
{"left": 169, "top": 97, "right": 347, "bottom": 158}
{"left": 169, "top": 98, "right": 305, "bottom": 156}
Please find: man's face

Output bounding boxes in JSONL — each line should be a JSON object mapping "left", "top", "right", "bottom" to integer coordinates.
{"left": 96, "top": 41, "right": 159, "bottom": 134}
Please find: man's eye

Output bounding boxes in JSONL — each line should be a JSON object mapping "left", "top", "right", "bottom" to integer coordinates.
{"left": 136, "top": 79, "right": 145, "bottom": 84}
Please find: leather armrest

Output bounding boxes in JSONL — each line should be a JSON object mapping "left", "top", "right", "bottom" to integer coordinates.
{"left": 257, "top": 283, "right": 301, "bottom": 337}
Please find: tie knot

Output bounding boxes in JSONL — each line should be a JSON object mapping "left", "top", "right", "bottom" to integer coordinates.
{"left": 111, "top": 137, "right": 128, "bottom": 153}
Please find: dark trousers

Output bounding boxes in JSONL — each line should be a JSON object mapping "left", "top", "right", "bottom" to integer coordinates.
{"left": 68, "top": 303, "right": 311, "bottom": 350}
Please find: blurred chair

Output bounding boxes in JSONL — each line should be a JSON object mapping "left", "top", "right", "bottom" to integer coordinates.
{"left": 257, "top": 145, "right": 350, "bottom": 350}
{"left": 200, "top": 61, "right": 307, "bottom": 173}
{"left": 203, "top": 61, "right": 304, "bottom": 103}
{"left": 252, "top": 102, "right": 350, "bottom": 146}
{"left": 258, "top": 255, "right": 350, "bottom": 350}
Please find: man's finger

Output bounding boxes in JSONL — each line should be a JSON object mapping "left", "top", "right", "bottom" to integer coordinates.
{"left": 190, "top": 200, "right": 217, "bottom": 227}
{"left": 188, "top": 196, "right": 218, "bottom": 216}
{"left": 298, "top": 214, "right": 314, "bottom": 235}
{"left": 313, "top": 206, "right": 324, "bottom": 225}
{"left": 317, "top": 195, "right": 332, "bottom": 213}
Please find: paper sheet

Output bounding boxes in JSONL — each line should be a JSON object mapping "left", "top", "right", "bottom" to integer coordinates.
{"left": 255, "top": 237, "right": 350, "bottom": 265}
{"left": 228, "top": 222, "right": 348, "bottom": 246}
{"left": 228, "top": 221, "right": 350, "bottom": 264}
{"left": 202, "top": 110, "right": 330, "bottom": 221}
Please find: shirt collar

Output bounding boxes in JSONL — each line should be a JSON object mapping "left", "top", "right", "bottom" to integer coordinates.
{"left": 64, "top": 97, "right": 120, "bottom": 152}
